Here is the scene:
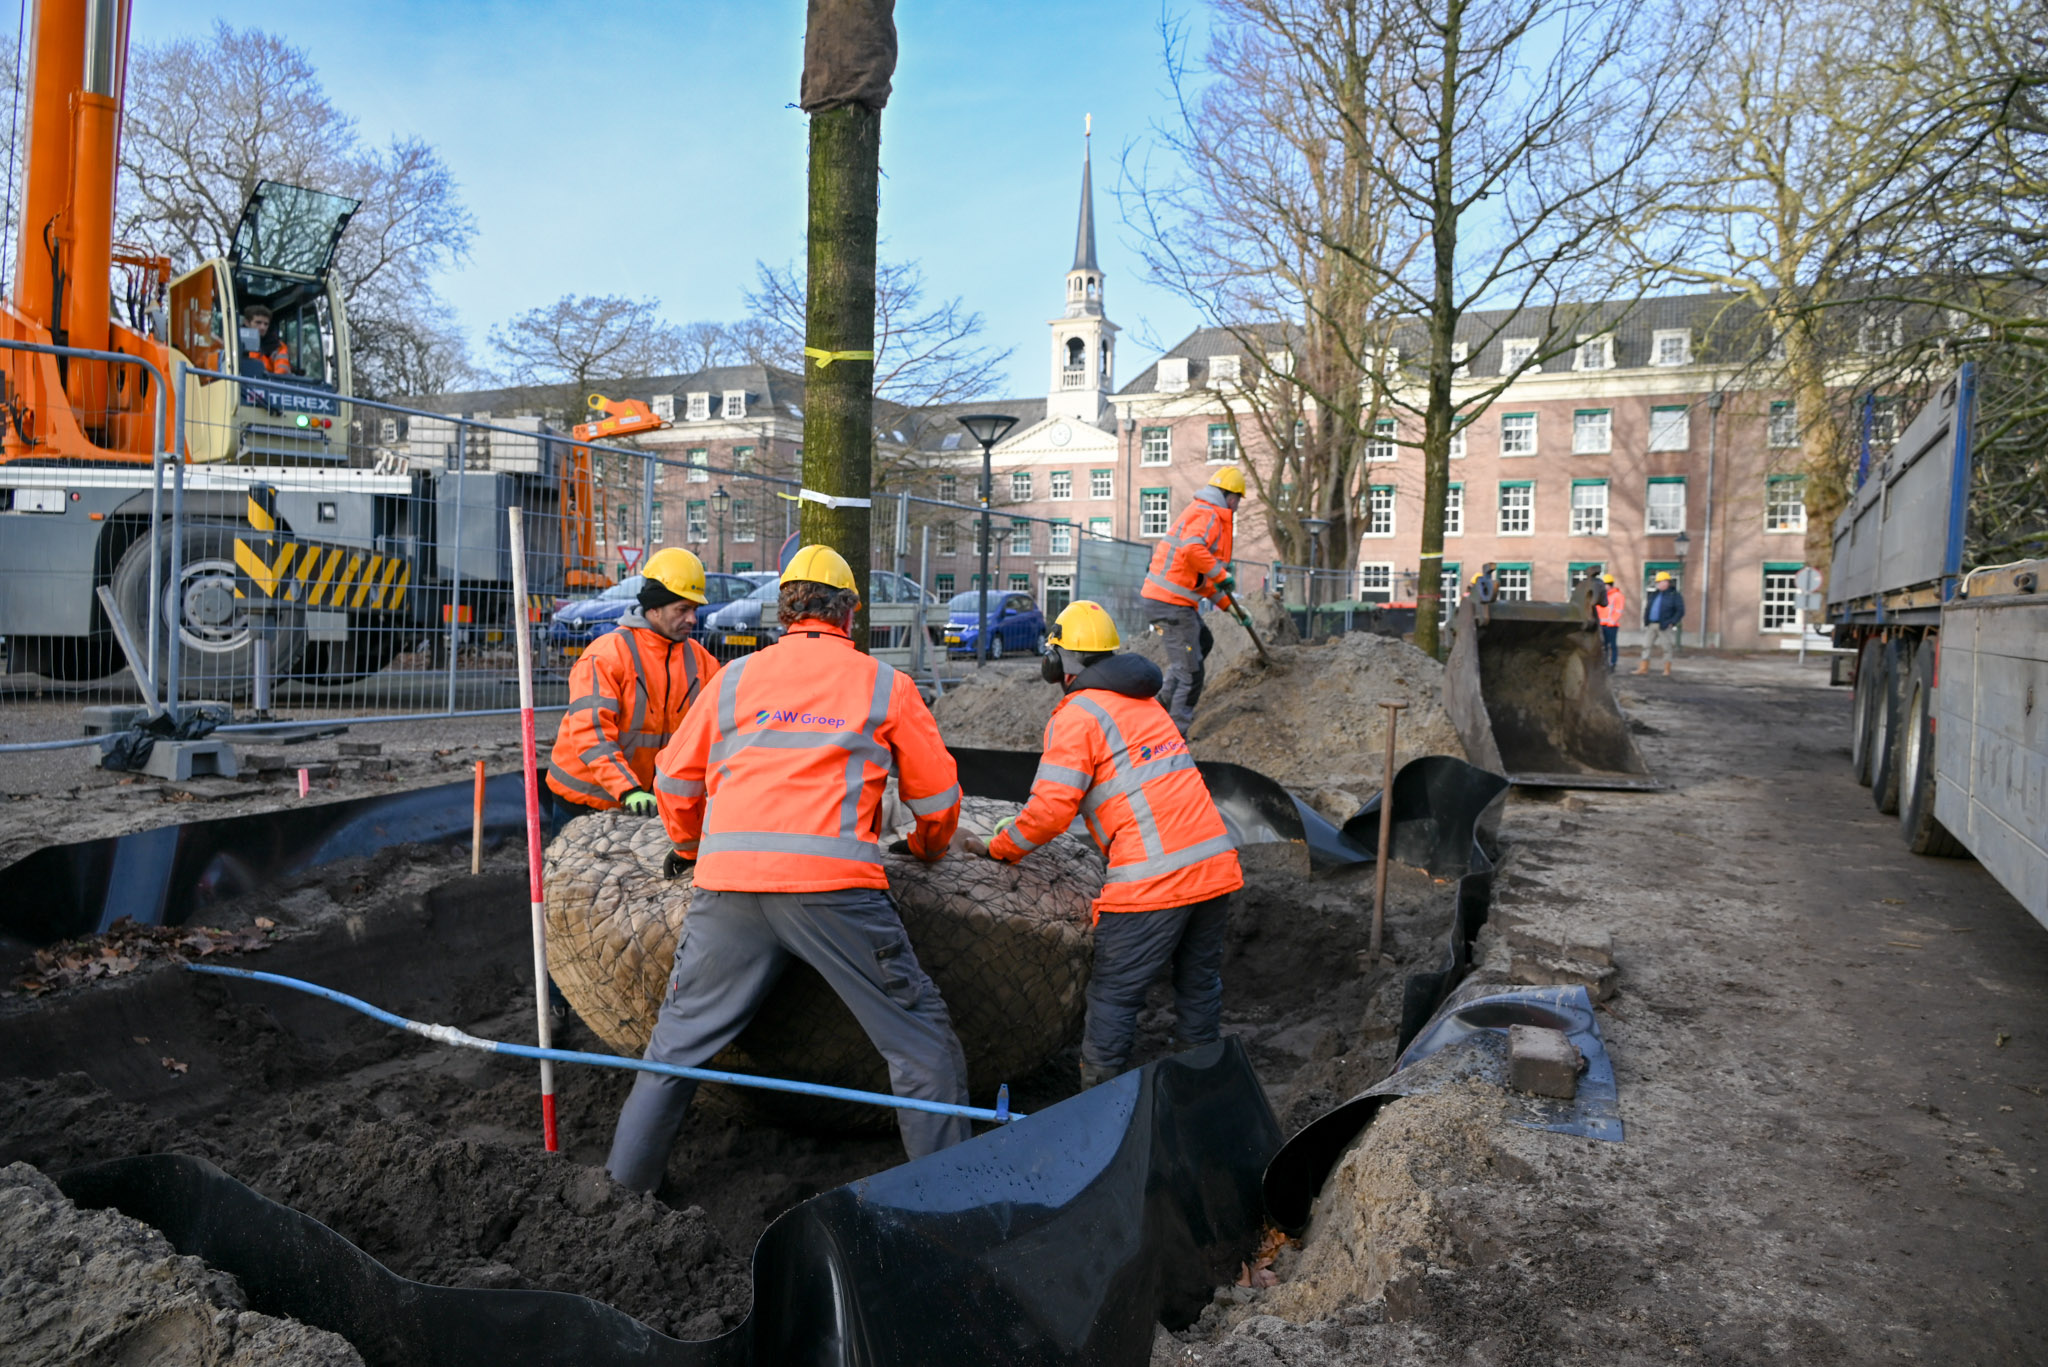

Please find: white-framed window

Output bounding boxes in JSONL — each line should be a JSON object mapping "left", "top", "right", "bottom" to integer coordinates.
{"left": 649, "top": 501, "right": 665, "bottom": 542}
{"left": 616, "top": 501, "right": 634, "bottom": 543}
{"left": 1568, "top": 562, "right": 1605, "bottom": 588}
{"left": 1765, "top": 475, "right": 1807, "bottom": 533}
{"left": 1651, "top": 330, "right": 1691, "bottom": 366}
{"left": 1157, "top": 357, "right": 1190, "bottom": 392}
{"left": 1089, "top": 516, "right": 1112, "bottom": 539}
{"left": 1368, "top": 418, "right": 1398, "bottom": 462}
{"left": 731, "top": 498, "right": 757, "bottom": 542}
{"left": 685, "top": 499, "right": 707, "bottom": 542}
{"left": 972, "top": 521, "right": 990, "bottom": 556}
{"left": 1647, "top": 478, "right": 1687, "bottom": 534}
{"left": 1448, "top": 420, "right": 1466, "bottom": 459}
{"left": 937, "top": 521, "right": 957, "bottom": 555}
{"left": 1451, "top": 341, "right": 1470, "bottom": 379}
{"left": 1572, "top": 409, "right": 1611, "bottom": 454}
{"left": 732, "top": 445, "right": 755, "bottom": 473}
{"left": 1011, "top": 470, "right": 1033, "bottom": 501}
{"left": 686, "top": 448, "right": 709, "bottom": 482}
{"left": 1570, "top": 480, "right": 1609, "bottom": 535}
{"left": 1090, "top": 468, "right": 1113, "bottom": 499}
{"left": 1870, "top": 399, "right": 1900, "bottom": 448}
{"left": 1445, "top": 483, "right": 1464, "bottom": 536}
{"left": 1207, "top": 424, "right": 1239, "bottom": 463}
{"left": 1009, "top": 573, "right": 1031, "bottom": 593}
{"left": 1363, "top": 484, "right": 1396, "bottom": 537}
{"left": 1498, "top": 482, "right": 1534, "bottom": 535}
{"left": 1208, "top": 354, "right": 1241, "bottom": 385}
{"left": 1858, "top": 316, "right": 1902, "bottom": 355}
{"left": 1769, "top": 401, "right": 1799, "bottom": 447}
{"left": 722, "top": 390, "right": 746, "bottom": 419}
{"left": 1761, "top": 566, "right": 1803, "bottom": 632}
{"left": 938, "top": 473, "right": 958, "bottom": 503}
{"left": 1049, "top": 520, "right": 1073, "bottom": 555}
{"left": 594, "top": 502, "right": 608, "bottom": 544}
{"left": 1649, "top": 405, "right": 1690, "bottom": 451}
{"left": 1010, "top": 519, "right": 1032, "bottom": 555}
{"left": 686, "top": 392, "right": 709, "bottom": 421}
{"left": 1141, "top": 427, "right": 1172, "bottom": 465}
{"left": 1501, "top": 412, "right": 1537, "bottom": 457}
{"left": 1496, "top": 565, "right": 1533, "bottom": 601}
{"left": 1050, "top": 470, "right": 1072, "bottom": 500}
{"left": 1440, "top": 565, "right": 1462, "bottom": 612}
{"left": 1574, "top": 335, "right": 1613, "bottom": 371}
{"left": 1501, "top": 339, "right": 1536, "bottom": 374}
{"left": 934, "top": 572, "right": 955, "bottom": 596}
{"left": 1140, "top": 490, "right": 1170, "bottom": 537}
{"left": 651, "top": 394, "right": 676, "bottom": 421}
{"left": 1358, "top": 562, "right": 1395, "bottom": 598}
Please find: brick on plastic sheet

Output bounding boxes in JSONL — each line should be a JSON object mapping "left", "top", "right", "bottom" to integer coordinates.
{"left": 1507, "top": 1023, "right": 1583, "bottom": 1100}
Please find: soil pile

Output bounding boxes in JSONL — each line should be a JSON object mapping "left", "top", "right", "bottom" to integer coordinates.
{"left": 0, "top": 1161, "right": 365, "bottom": 1366}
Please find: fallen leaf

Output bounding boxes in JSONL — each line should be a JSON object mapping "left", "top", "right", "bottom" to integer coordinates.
{"left": 1880, "top": 897, "right": 1905, "bottom": 905}
{"left": 132, "top": 1035, "right": 150, "bottom": 1044}
{"left": 159, "top": 1056, "right": 189, "bottom": 1075}
{"left": 1997, "top": 1032, "right": 2012, "bottom": 1048}
{"left": 253, "top": 916, "right": 276, "bottom": 930}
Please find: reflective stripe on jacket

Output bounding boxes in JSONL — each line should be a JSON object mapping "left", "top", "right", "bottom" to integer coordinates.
{"left": 1595, "top": 587, "right": 1625, "bottom": 628}
{"left": 654, "top": 619, "right": 962, "bottom": 892}
{"left": 989, "top": 686, "right": 1243, "bottom": 918}
{"left": 1140, "top": 486, "right": 1236, "bottom": 609}
{"left": 246, "top": 345, "right": 290, "bottom": 375}
{"left": 546, "top": 614, "right": 719, "bottom": 810}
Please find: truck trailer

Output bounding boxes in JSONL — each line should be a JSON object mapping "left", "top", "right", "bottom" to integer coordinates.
{"left": 1828, "top": 361, "right": 2048, "bottom": 925}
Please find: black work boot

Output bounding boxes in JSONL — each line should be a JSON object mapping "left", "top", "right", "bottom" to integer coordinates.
{"left": 1078, "top": 1060, "right": 1117, "bottom": 1090}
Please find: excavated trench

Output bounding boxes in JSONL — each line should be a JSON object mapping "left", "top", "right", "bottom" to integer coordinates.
{"left": 0, "top": 756, "right": 1509, "bottom": 1364}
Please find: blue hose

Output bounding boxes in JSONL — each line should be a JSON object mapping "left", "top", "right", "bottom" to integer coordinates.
{"left": 186, "top": 964, "right": 1022, "bottom": 1125}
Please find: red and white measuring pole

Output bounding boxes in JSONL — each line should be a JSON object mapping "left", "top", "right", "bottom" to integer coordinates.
{"left": 506, "top": 507, "right": 558, "bottom": 1151}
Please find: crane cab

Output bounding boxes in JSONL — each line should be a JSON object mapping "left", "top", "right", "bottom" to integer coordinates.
{"left": 166, "top": 180, "right": 358, "bottom": 464}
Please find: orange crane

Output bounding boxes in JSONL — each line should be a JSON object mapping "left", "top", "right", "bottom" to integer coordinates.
{"left": 561, "top": 393, "right": 670, "bottom": 590}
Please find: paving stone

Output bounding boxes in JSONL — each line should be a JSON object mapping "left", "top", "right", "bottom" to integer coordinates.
{"left": 1508, "top": 1023, "right": 1582, "bottom": 1099}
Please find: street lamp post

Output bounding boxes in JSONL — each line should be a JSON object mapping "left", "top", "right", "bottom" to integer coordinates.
{"left": 713, "top": 484, "right": 731, "bottom": 573}
{"left": 957, "top": 414, "right": 1018, "bottom": 667}
{"left": 1673, "top": 528, "right": 1691, "bottom": 649}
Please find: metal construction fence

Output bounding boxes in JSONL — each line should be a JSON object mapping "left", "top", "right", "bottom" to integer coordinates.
{"left": 0, "top": 351, "right": 1162, "bottom": 749}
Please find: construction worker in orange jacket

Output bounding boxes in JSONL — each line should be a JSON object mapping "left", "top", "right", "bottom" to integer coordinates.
{"left": 607, "top": 545, "right": 971, "bottom": 1189}
{"left": 546, "top": 548, "right": 720, "bottom": 821}
{"left": 974, "top": 600, "right": 1243, "bottom": 1088}
{"left": 1140, "top": 466, "right": 1245, "bottom": 736}
{"left": 1593, "top": 572, "right": 1624, "bottom": 670}
{"left": 238, "top": 305, "right": 291, "bottom": 376}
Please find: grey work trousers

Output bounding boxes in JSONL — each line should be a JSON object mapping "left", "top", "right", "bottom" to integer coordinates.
{"left": 1152, "top": 604, "right": 1213, "bottom": 736}
{"left": 1640, "top": 623, "right": 1679, "bottom": 666}
{"left": 606, "top": 887, "right": 971, "bottom": 1192}
{"left": 1082, "top": 894, "right": 1232, "bottom": 1078}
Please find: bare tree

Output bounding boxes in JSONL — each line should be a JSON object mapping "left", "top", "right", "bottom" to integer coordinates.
{"left": 486, "top": 294, "right": 691, "bottom": 422}
{"left": 115, "top": 23, "right": 476, "bottom": 399}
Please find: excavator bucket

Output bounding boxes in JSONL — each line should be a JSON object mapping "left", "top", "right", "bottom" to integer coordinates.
{"left": 1442, "top": 583, "right": 1657, "bottom": 789}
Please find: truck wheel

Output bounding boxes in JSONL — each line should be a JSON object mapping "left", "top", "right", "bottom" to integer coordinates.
{"left": 1870, "top": 638, "right": 1913, "bottom": 815}
{"left": 1849, "top": 638, "right": 1884, "bottom": 786}
{"left": 111, "top": 522, "right": 306, "bottom": 702}
{"left": 1898, "top": 645, "right": 1968, "bottom": 857}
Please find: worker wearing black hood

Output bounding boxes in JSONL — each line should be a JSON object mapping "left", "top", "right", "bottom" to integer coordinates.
{"left": 975, "top": 601, "right": 1243, "bottom": 1087}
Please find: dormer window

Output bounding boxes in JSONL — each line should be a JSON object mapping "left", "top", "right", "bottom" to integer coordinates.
{"left": 1451, "top": 342, "right": 1470, "bottom": 379}
{"left": 722, "top": 390, "right": 746, "bottom": 419}
{"left": 1208, "top": 355, "right": 1241, "bottom": 386}
{"left": 686, "top": 392, "right": 709, "bottom": 421}
{"left": 1651, "top": 330, "right": 1691, "bottom": 366}
{"left": 1501, "top": 339, "right": 1536, "bottom": 374}
{"left": 652, "top": 394, "right": 675, "bottom": 422}
{"left": 1574, "top": 335, "right": 1613, "bottom": 371}
{"left": 1157, "top": 357, "right": 1190, "bottom": 392}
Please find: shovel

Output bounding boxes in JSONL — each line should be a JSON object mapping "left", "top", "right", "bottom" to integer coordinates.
{"left": 1228, "top": 599, "right": 1273, "bottom": 666}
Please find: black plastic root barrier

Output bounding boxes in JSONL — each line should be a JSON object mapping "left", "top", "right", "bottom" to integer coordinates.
{"left": 61, "top": 1039, "right": 1282, "bottom": 1367}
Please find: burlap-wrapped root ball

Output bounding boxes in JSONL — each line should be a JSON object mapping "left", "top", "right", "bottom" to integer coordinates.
{"left": 543, "top": 797, "right": 1102, "bottom": 1131}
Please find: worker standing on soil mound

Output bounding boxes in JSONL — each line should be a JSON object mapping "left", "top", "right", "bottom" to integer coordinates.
{"left": 1141, "top": 467, "right": 1244, "bottom": 736}
{"left": 606, "top": 545, "right": 972, "bottom": 1188}
{"left": 547, "top": 548, "right": 721, "bottom": 821}
{"left": 974, "top": 601, "right": 1244, "bottom": 1088}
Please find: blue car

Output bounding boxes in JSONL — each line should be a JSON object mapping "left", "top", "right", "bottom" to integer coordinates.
{"left": 942, "top": 590, "right": 1045, "bottom": 660}
{"left": 548, "top": 571, "right": 760, "bottom": 657}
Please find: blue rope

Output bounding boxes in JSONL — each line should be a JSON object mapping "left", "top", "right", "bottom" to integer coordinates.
{"left": 186, "top": 964, "right": 1024, "bottom": 1125}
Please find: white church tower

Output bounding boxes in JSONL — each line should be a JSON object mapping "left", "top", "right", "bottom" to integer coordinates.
{"left": 1046, "top": 119, "right": 1119, "bottom": 427}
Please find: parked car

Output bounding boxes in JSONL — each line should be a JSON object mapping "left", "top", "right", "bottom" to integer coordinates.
{"left": 702, "top": 572, "right": 935, "bottom": 658}
{"left": 548, "top": 571, "right": 759, "bottom": 657}
{"left": 941, "top": 591, "right": 1045, "bottom": 659}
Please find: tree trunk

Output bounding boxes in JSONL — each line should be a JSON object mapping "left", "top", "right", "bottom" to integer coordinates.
{"left": 1411, "top": 0, "right": 1465, "bottom": 661}
{"left": 801, "top": 103, "right": 881, "bottom": 649}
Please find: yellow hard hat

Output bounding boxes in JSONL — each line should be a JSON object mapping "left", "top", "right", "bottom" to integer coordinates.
{"left": 782, "top": 543, "right": 860, "bottom": 596}
{"left": 1600, "top": 573, "right": 1615, "bottom": 584}
{"left": 641, "top": 547, "right": 708, "bottom": 605}
{"left": 1655, "top": 571, "right": 1673, "bottom": 582}
{"left": 1208, "top": 466, "right": 1246, "bottom": 495}
{"left": 1048, "top": 600, "right": 1120, "bottom": 653}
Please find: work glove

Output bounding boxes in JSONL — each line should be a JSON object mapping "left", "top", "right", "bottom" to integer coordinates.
{"left": 662, "top": 848, "right": 690, "bottom": 879}
{"left": 991, "top": 816, "right": 1017, "bottom": 844}
{"left": 622, "top": 788, "right": 658, "bottom": 817}
{"left": 1216, "top": 574, "right": 1238, "bottom": 601}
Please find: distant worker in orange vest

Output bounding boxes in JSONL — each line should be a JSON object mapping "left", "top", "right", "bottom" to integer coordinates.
{"left": 1140, "top": 466, "right": 1245, "bottom": 736}
{"left": 237, "top": 305, "right": 291, "bottom": 376}
{"left": 547, "top": 548, "right": 719, "bottom": 821}
{"left": 607, "top": 544, "right": 971, "bottom": 1189}
{"left": 971, "top": 600, "right": 1243, "bottom": 1088}
{"left": 1594, "top": 572, "right": 1625, "bottom": 670}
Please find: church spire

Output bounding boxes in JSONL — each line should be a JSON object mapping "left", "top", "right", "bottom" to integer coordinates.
{"left": 1072, "top": 114, "right": 1099, "bottom": 273}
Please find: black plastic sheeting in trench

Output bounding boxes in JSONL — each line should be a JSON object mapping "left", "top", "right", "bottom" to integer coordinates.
{"left": 63, "top": 1039, "right": 1280, "bottom": 1367}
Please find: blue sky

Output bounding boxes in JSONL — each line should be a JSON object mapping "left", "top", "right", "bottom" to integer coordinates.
{"left": 124, "top": 0, "right": 1210, "bottom": 396}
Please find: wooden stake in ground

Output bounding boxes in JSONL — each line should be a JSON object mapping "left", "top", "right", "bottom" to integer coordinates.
{"left": 1371, "top": 699, "right": 1408, "bottom": 964}
{"left": 507, "top": 507, "right": 557, "bottom": 1152}
{"left": 797, "top": 0, "right": 897, "bottom": 646}
{"left": 471, "top": 759, "right": 485, "bottom": 876}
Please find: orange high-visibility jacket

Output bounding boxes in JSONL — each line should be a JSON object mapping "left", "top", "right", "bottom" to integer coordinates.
{"left": 654, "top": 620, "right": 962, "bottom": 893}
{"left": 246, "top": 342, "right": 290, "bottom": 375}
{"left": 547, "top": 614, "right": 720, "bottom": 810}
{"left": 1140, "top": 486, "right": 1236, "bottom": 609}
{"left": 1595, "top": 586, "right": 1625, "bottom": 628}
{"left": 988, "top": 657, "right": 1243, "bottom": 918}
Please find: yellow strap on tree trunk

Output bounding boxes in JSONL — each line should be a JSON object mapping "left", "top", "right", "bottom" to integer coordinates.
{"left": 803, "top": 346, "right": 875, "bottom": 368}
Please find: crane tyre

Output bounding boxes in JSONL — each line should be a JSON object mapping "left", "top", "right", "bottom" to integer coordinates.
{"left": 1898, "top": 643, "right": 1968, "bottom": 857}
{"left": 1849, "top": 638, "right": 1884, "bottom": 786}
{"left": 1870, "top": 638, "right": 1913, "bottom": 815}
